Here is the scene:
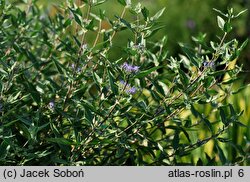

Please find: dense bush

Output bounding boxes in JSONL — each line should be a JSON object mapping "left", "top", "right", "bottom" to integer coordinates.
{"left": 0, "top": 0, "right": 248, "bottom": 165}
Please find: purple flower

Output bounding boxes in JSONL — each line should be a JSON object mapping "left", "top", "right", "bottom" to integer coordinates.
{"left": 77, "top": 67, "right": 82, "bottom": 73}
{"left": 71, "top": 63, "right": 76, "bottom": 69}
{"left": 69, "top": 12, "right": 74, "bottom": 20}
{"left": 203, "top": 61, "right": 215, "bottom": 68}
{"left": 120, "top": 80, "right": 126, "bottom": 85}
{"left": 49, "top": 101, "right": 55, "bottom": 109}
{"left": 186, "top": 19, "right": 196, "bottom": 30}
{"left": 71, "top": 63, "right": 82, "bottom": 73}
{"left": 126, "top": 86, "right": 137, "bottom": 94}
{"left": 131, "top": 66, "right": 140, "bottom": 72}
{"left": 122, "top": 62, "right": 140, "bottom": 73}
{"left": 120, "top": 80, "right": 137, "bottom": 95}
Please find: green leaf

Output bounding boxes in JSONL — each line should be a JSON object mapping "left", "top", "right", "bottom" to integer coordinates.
{"left": 222, "top": 77, "right": 240, "bottom": 85}
{"left": 69, "top": 7, "right": 82, "bottom": 27}
{"left": 7, "top": 91, "right": 21, "bottom": 104}
{"left": 99, "top": 9, "right": 106, "bottom": 20}
{"left": 150, "top": 8, "right": 165, "bottom": 21}
{"left": 52, "top": 57, "right": 65, "bottom": 74}
{"left": 50, "top": 123, "right": 61, "bottom": 137}
{"left": 217, "top": 16, "right": 225, "bottom": 30}
{"left": 145, "top": 25, "right": 166, "bottom": 38}
{"left": 17, "top": 116, "right": 31, "bottom": 126}
{"left": 213, "top": 8, "right": 228, "bottom": 18}
{"left": 232, "top": 84, "right": 250, "bottom": 94}
{"left": 151, "top": 89, "right": 162, "bottom": 101}
{"left": 63, "top": 18, "right": 72, "bottom": 27}
{"left": 229, "top": 104, "right": 236, "bottom": 116}
{"left": 81, "top": 100, "right": 102, "bottom": 116}
{"left": 84, "top": 19, "right": 94, "bottom": 31}
{"left": 46, "top": 138, "right": 76, "bottom": 145}
{"left": 157, "top": 143, "right": 164, "bottom": 152}
{"left": 205, "top": 153, "right": 216, "bottom": 165}
{"left": 208, "top": 69, "right": 230, "bottom": 77}
{"left": 180, "top": 127, "right": 191, "bottom": 142}
{"left": 93, "top": 0, "right": 106, "bottom": 6}
{"left": 142, "top": 7, "right": 149, "bottom": 21}
{"left": 234, "top": 144, "right": 246, "bottom": 156}
{"left": 184, "top": 119, "right": 192, "bottom": 128}
{"left": 190, "top": 105, "right": 199, "bottom": 118}
{"left": 172, "top": 130, "right": 179, "bottom": 150}
{"left": 25, "top": 50, "right": 40, "bottom": 70}
{"left": 196, "top": 158, "right": 203, "bottom": 166}
{"left": 219, "top": 107, "right": 227, "bottom": 125}
{"left": 217, "top": 137, "right": 231, "bottom": 143}
{"left": 117, "top": 0, "right": 126, "bottom": 6}
{"left": 135, "top": 66, "right": 162, "bottom": 78}
{"left": 215, "top": 143, "right": 227, "bottom": 165}
{"left": 223, "top": 22, "right": 233, "bottom": 33}
{"left": 115, "top": 147, "right": 125, "bottom": 158}
{"left": 202, "top": 118, "right": 213, "bottom": 133}
{"left": 235, "top": 121, "right": 248, "bottom": 128}
{"left": 190, "top": 107, "right": 207, "bottom": 128}
{"left": 178, "top": 68, "right": 189, "bottom": 86}
{"left": 108, "top": 69, "right": 118, "bottom": 95}
{"left": 238, "top": 39, "right": 249, "bottom": 53}
{"left": 235, "top": 9, "right": 248, "bottom": 18}
{"left": 179, "top": 43, "right": 199, "bottom": 67}
{"left": 0, "top": 0, "right": 5, "bottom": 9}
{"left": 92, "top": 71, "right": 102, "bottom": 87}
{"left": 151, "top": 80, "right": 165, "bottom": 97}
{"left": 16, "top": 122, "right": 31, "bottom": 140}
{"left": 19, "top": 75, "right": 41, "bottom": 105}
{"left": 73, "top": 35, "right": 81, "bottom": 48}
{"left": 0, "top": 141, "right": 10, "bottom": 160}
{"left": 85, "top": 107, "right": 94, "bottom": 124}
{"left": 115, "top": 15, "right": 135, "bottom": 32}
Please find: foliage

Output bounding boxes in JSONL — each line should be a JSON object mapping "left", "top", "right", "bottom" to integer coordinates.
{"left": 0, "top": 0, "right": 249, "bottom": 165}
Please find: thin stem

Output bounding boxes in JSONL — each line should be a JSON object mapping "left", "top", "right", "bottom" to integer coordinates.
{"left": 93, "top": 21, "right": 102, "bottom": 48}
{"left": 110, "top": 7, "right": 127, "bottom": 41}
{"left": 134, "top": 15, "right": 140, "bottom": 43}
{"left": 62, "top": 3, "right": 91, "bottom": 111}
{"left": 81, "top": 77, "right": 131, "bottom": 150}
{"left": 92, "top": 6, "right": 127, "bottom": 70}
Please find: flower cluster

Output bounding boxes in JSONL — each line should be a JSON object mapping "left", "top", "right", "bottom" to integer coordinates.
{"left": 48, "top": 101, "right": 55, "bottom": 110}
{"left": 122, "top": 62, "right": 140, "bottom": 73}
{"left": 203, "top": 61, "right": 215, "bottom": 69}
{"left": 71, "top": 63, "right": 82, "bottom": 73}
{"left": 120, "top": 80, "right": 137, "bottom": 95}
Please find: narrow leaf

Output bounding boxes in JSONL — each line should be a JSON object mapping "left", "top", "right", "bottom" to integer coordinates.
{"left": 219, "top": 107, "right": 227, "bottom": 125}
{"left": 142, "top": 7, "right": 149, "bottom": 21}
{"left": 117, "top": 0, "right": 126, "bottom": 6}
{"left": 150, "top": 8, "right": 165, "bottom": 21}
{"left": 46, "top": 138, "right": 76, "bottom": 145}
{"left": 217, "top": 16, "right": 225, "bottom": 30}
{"left": 135, "top": 66, "right": 162, "bottom": 78}
{"left": 216, "top": 144, "right": 227, "bottom": 165}
{"left": 108, "top": 69, "right": 118, "bottom": 95}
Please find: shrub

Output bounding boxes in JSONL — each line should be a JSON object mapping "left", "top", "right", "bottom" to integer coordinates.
{"left": 0, "top": 0, "right": 248, "bottom": 165}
